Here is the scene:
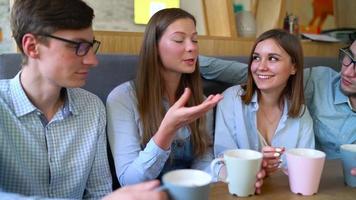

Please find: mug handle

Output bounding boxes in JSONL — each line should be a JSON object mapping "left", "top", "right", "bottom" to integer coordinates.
{"left": 210, "top": 157, "right": 228, "bottom": 183}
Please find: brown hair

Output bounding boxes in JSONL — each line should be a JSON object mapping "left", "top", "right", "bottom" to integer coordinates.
{"left": 10, "top": 0, "right": 94, "bottom": 64}
{"left": 242, "top": 29, "right": 305, "bottom": 117}
{"left": 135, "top": 8, "right": 209, "bottom": 157}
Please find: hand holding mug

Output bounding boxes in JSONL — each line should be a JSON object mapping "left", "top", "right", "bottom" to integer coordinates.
{"left": 262, "top": 146, "right": 285, "bottom": 175}
{"left": 103, "top": 180, "right": 168, "bottom": 200}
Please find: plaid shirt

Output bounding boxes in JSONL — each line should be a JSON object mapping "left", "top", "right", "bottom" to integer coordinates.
{"left": 0, "top": 73, "right": 112, "bottom": 199}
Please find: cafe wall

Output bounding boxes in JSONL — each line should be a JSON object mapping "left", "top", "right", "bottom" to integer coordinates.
{"left": 85, "top": 0, "right": 206, "bottom": 34}
{"left": 0, "top": 0, "right": 13, "bottom": 53}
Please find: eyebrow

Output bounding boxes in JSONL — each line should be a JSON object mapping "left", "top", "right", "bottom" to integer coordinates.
{"left": 71, "top": 37, "right": 96, "bottom": 43}
{"left": 347, "top": 48, "right": 356, "bottom": 58}
{"left": 253, "top": 52, "right": 282, "bottom": 57}
{"left": 170, "top": 31, "right": 198, "bottom": 36}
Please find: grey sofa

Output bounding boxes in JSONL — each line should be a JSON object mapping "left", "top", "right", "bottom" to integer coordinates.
{"left": 0, "top": 53, "right": 339, "bottom": 102}
{"left": 0, "top": 53, "right": 339, "bottom": 189}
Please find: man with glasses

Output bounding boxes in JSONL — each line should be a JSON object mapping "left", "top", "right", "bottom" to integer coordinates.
{"left": 303, "top": 40, "right": 356, "bottom": 176}
{"left": 0, "top": 0, "right": 167, "bottom": 199}
{"left": 199, "top": 39, "right": 356, "bottom": 176}
{"left": 303, "top": 41, "right": 356, "bottom": 159}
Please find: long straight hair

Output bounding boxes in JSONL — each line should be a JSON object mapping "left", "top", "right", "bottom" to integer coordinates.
{"left": 242, "top": 29, "right": 305, "bottom": 117}
{"left": 135, "top": 8, "right": 209, "bottom": 157}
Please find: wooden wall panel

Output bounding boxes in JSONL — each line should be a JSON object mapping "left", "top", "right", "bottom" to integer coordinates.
{"left": 202, "top": 0, "right": 237, "bottom": 38}
{"left": 95, "top": 31, "right": 343, "bottom": 57}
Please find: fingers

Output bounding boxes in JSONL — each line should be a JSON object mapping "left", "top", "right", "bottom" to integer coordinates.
{"left": 176, "top": 94, "right": 222, "bottom": 124}
{"left": 262, "top": 146, "right": 284, "bottom": 159}
{"left": 351, "top": 168, "right": 356, "bottom": 176}
{"left": 187, "top": 94, "right": 223, "bottom": 115}
{"left": 257, "top": 168, "right": 266, "bottom": 179}
{"left": 147, "top": 190, "right": 169, "bottom": 200}
{"left": 128, "top": 180, "right": 161, "bottom": 191}
{"left": 173, "top": 88, "right": 191, "bottom": 108}
{"left": 255, "top": 169, "right": 265, "bottom": 195}
{"left": 262, "top": 147, "right": 283, "bottom": 176}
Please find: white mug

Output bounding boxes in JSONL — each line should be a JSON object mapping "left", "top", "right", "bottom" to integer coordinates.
{"left": 211, "top": 149, "right": 262, "bottom": 197}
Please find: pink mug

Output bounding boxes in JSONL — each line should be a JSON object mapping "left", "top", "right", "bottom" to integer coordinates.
{"left": 285, "top": 148, "right": 325, "bottom": 196}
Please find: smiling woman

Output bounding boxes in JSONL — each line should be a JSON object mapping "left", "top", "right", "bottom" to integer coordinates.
{"left": 214, "top": 29, "right": 315, "bottom": 183}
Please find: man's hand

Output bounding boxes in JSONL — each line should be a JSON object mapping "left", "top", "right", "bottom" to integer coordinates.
{"left": 102, "top": 180, "right": 168, "bottom": 200}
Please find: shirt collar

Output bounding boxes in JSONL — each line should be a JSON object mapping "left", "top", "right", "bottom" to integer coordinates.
{"left": 9, "top": 72, "right": 76, "bottom": 117}
{"left": 251, "top": 91, "right": 289, "bottom": 122}
{"left": 347, "top": 98, "right": 356, "bottom": 112}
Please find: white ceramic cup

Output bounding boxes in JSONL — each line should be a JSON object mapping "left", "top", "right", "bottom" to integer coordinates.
{"left": 210, "top": 149, "right": 263, "bottom": 197}
{"left": 161, "top": 169, "right": 211, "bottom": 200}
{"left": 286, "top": 148, "right": 326, "bottom": 196}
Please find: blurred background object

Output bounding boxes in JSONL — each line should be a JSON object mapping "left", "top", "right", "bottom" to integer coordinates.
{"left": 302, "top": 0, "right": 334, "bottom": 34}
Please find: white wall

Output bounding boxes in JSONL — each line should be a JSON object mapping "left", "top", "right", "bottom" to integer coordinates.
{"left": 85, "top": 0, "right": 206, "bottom": 34}
{"left": 0, "top": 0, "right": 14, "bottom": 53}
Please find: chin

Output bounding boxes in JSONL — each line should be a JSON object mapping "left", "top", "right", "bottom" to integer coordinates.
{"left": 340, "top": 87, "right": 356, "bottom": 97}
{"left": 65, "top": 81, "right": 86, "bottom": 88}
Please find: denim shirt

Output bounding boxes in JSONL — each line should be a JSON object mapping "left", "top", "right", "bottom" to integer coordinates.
{"left": 159, "top": 136, "right": 194, "bottom": 177}
{"left": 304, "top": 67, "right": 356, "bottom": 159}
{"left": 106, "top": 81, "right": 214, "bottom": 186}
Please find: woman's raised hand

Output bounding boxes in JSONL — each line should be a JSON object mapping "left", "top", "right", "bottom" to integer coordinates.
{"left": 154, "top": 88, "right": 223, "bottom": 149}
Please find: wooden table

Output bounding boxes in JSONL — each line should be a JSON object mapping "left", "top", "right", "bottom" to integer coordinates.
{"left": 210, "top": 160, "right": 356, "bottom": 200}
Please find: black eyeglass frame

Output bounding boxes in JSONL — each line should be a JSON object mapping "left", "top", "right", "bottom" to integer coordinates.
{"left": 339, "top": 47, "right": 356, "bottom": 71}
{"left": 42, "top": 34, "right": 101, "bottom": 57}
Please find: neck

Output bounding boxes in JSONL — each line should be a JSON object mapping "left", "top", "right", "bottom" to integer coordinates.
{"left": 21, "top": 66, "right": 64, "bottom": 121}
{"left": 350, "top": 96, "right": 356, "bottom": 111}
{"left": 161, "top": 70, "right": 181, "bottom": 105}
{"left": 259, "top": 91, "right": 282, "bottom": 108}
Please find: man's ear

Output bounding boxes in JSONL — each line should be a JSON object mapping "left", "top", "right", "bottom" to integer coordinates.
{"left": 22, "top": 33, "right": 40, "bottom": 58}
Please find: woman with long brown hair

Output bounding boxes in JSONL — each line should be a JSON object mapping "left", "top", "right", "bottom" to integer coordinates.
{"left": 214, "top": 29, "right": 315, "bottom": 177}
{"left": 106, "top": 8, "right": 222, "bottom": 186}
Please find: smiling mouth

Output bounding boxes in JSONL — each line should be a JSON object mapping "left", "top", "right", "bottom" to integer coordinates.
{"left": 257, "top": 74, "right": 274, "bottom": 79}
{"left": 342, "top": 77, "right": 352, "bottom": 86}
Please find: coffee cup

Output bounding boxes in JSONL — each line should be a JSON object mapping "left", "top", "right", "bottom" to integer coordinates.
{"left": 285, "top": 148, "right": 325, "bottom": 195}
{"left": 210, "top": 149, "right": 263, "bottom": 197}
{"left": 161, "top": 169, "right": 211, "bottom": 200}
{"left": 340, "top": 144, "right": 356, "bottom": 187}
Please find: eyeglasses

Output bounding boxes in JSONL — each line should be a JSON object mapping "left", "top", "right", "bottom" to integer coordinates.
{"left": 339, "top": 47, "right": 356, "bottom": 72}
{"left": 42, "top": 34, "right": 101, "bottom": 56}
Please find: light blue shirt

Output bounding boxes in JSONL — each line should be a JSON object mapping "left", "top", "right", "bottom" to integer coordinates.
{"left": 304, "top": 67, "right": 356, "bottom": 159}
{"left": 214, "top": 85, "right": 315, "bottom": 164}
{"left": 199, "top": 55, "right": 248, "bottom": 84}
{"left": 106, "top": 81, "right": 214, "bottom": 186}
{"left": 0, "top": 73, "right": 112, "bottom": 199}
